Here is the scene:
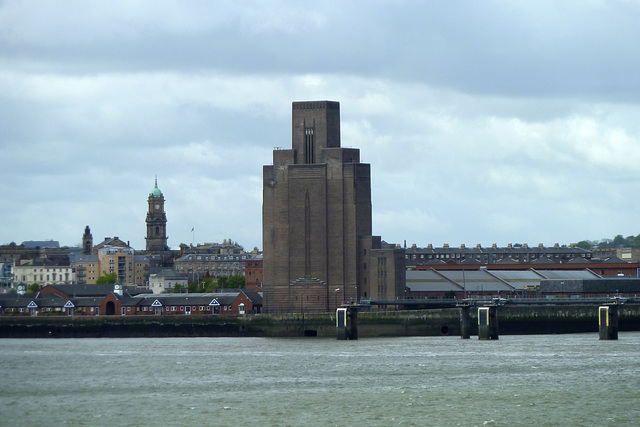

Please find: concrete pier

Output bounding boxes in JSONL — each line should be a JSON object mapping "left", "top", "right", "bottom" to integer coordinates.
{"left": 478, "top": 306, "right": 499, "bottom": 340}
{"left": 336, "top": 307, "right": 358, "bottom": 340}
{"left": 599, "top": 305, "right": 619, "bottom": 340}
{"left": 459, "top": 305, "right": 471, "bottom": 339}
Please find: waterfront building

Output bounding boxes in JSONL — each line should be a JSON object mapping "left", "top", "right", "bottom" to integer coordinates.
{"left": 262, "top": 101, "right": 404, "bottom": 313}
{"left": 404, "top": 268, "right": 605, "bottom": 299}
{"left": 12, "top": 258, "right": 73, "bottom": 288}
{"left": 0, "top": 285, "right": 261, "bottom": 317}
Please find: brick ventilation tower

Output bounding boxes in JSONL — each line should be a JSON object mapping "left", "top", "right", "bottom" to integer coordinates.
{"left": 262, "top": 101, "right": 373, "bottom": 313}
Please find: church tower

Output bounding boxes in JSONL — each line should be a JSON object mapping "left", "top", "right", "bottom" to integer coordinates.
{"left": 146, "top": 177, "right": 168, "bottom": 251}
{"left": 82, "top": 225, "right": 93, "bottom": 255}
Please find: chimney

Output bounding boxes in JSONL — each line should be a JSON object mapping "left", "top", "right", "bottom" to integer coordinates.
{"left": 554, "top": 243, "right": 559, "bottom": 248}
{"left": 427, "top": 244, "right": 433, "bottom": 249}
{"left": 443, "top": 243, "right": 449, "bottom": 248}
{"left": 460, "top": 244, "right": 465, "bottom": 248}
{"left": 538, "top": 243, "right": 544, "bottom": 248}
{"left": 507, "top": 243, "right": 512, "bottom": 248}
{"left": 476, "top": 244, "right": 482, "bottom": 248}
{"left": 412, "top": 243, "right": 417, "bottom": 248}
{"left": 492, "top": 243, "right": 497, "bottom": 248}
{"left": 523, "top": 243, "right": 528, "bottom": 248}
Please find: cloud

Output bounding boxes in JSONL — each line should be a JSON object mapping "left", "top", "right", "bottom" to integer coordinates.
{"left": 1, "top": 0, "right": 640, "bottom": 251}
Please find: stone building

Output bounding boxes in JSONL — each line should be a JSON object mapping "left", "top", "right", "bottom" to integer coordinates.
{"left": 13, "top": 258, "right": 73, "bottom": 288}
{"left": 146, "top": 177, "right": 168, "bottom": 252}
{"left": 173, "top": 252, "right": 256, "bottom": 282}
{"left": 262, "top": 101, "right": 404, "bottom": 313}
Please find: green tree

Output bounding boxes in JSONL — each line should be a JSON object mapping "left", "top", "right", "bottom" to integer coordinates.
{"left": 27, "top": 283, "right": 41, "bottom": 293}
{"left": 575, "top": 240, "right": 593, "bottom": 250}
{"left": 613, "top": 234, "right": 625, "bottom": 247}
{"left": 227, "top": 275, "right": 245, "bottom": 289}
{"left": 96, "top": 272, "right": 118, "bottom": 284}
{"left": 199, "top": 277, "right": 214, "bottom": 292}
{"left": 217, "top": 275, "right": 228, "bottom": 288}
{"left": 172, "top": 283, "right": 186, "bottom": 293}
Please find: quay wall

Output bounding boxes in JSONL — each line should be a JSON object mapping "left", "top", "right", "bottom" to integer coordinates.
{"left": 1, "top": 305, "right": 639, "bottom": 338}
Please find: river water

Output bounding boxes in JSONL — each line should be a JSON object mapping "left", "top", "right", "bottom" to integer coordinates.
{"left": 1, "top": 333, "right": 639, "bottom": 426}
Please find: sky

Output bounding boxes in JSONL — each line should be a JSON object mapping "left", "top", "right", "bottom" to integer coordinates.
{"left": 2, "top": 0, "right": 640, "bottom": 251}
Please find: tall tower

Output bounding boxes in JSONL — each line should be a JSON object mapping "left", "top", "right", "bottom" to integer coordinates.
{"left": 82, "top": 225, "right": 93, "bottom": 255}
{"left": 262, "top": 101, "right": 373, "bottom": 313}
{"left": 146, "top": 177, "right": 168, "bottom": 251}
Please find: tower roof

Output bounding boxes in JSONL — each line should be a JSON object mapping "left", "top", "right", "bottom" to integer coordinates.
{"left": 150, "top": 177, "right": 163, "bottom": 198}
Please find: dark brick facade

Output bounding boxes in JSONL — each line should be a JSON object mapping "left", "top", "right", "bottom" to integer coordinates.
{"left": 263, "top": 101, "right": 403, "bottom": 313}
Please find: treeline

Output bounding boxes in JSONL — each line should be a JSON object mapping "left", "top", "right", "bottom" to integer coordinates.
{"left": 575, "top": 234, "right": 640, "bottom": 250}
{"left": 169, "top": 275, "right": 245, "bottom": 294}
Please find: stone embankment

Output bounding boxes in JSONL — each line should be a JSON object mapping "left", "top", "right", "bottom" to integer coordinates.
{"left": 1, "top": 305, "right": 639, "bottom": 338}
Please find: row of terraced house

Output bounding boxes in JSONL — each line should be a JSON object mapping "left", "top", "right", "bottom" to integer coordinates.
{"left": 0, "top": 284, "right": 262, "bottom": 317}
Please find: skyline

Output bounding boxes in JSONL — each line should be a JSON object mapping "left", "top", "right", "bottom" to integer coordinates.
{"left": 2, "top": 1, "right": 640, "bottom": 251}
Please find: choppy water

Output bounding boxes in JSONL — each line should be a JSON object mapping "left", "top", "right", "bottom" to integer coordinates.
{"left": 1, "top": 334, "right": 639, "bottom": 426}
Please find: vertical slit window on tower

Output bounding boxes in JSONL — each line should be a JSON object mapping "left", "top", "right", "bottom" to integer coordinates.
{"left": 305, "top": 127, "right": 315, "bottom": 163}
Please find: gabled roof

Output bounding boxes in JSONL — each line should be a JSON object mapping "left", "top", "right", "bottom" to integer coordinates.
{"left": 21, "top": 240, "right": 60, "bottom": 249}
{"left": 41, "top": 284, "right": 117, "bottom": 297}
{"left": 125, "top": 291, "right": 262, "bottom": 307}
{"left": 94, "top": 237, "right": 130, "bottom": 250}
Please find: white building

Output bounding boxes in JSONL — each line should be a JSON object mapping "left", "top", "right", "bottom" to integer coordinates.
{"left": 149, "top": 269, "right": 188, "bottom": 294}
{"left": 13, "top": 259, "right": 73, "bottom": 288}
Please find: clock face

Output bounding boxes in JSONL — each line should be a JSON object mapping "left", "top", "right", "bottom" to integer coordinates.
{"left": 155, "top": 204, "right": 160, "bottom": 209}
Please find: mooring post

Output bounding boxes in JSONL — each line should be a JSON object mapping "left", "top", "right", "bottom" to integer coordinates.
{"left": 348, "top": 307, "right": 358, "bottom": 340}
{"left": 460, "top": 305, "right": 471, "bottom": 339}
{"left": 599, "top": 304, "right": 619, "bottom": 340}
{"left": 336, "top": 306, "right": 358, "bottom": 340}
{"left": 478, "top": 306, "right": 499, "bottom": 340}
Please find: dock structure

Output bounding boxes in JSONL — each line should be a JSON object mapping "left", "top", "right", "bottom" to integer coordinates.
{"left": 599, "top": 303, "right": 620, "bottom": 340}
{"left": 477, "top": 306, "right": 499, "bottom": 340}
{"left": 458, "top": 301, "right": 471, "bottom": 339}
{"left": 336, "top": 304, "right": 364, "bottom": 340}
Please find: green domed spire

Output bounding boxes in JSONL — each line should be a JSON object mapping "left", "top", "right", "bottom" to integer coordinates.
{"left": 150, "top": 176, "right": 163, "bottom": 198}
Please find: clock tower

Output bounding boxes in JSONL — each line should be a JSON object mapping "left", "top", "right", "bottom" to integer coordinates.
{"left": 146, "top": 177, "right": 168, "bottom": 251}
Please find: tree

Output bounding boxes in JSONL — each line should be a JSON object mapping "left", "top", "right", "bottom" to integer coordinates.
{"left": 172, "top": 283, "right": 186, "bottom": 293}
{"left": 613, "top": 234, "right": 626, "bottom": 247}
{"left": 575, "top": 240, "right": 593, "bottom": 250}
{"left": 27, "top": 283, "right": 41, "bottom": 293}
{"left": 227, "top": 275, "right": 245, "bottom": 289}
{"left": 217, "top": 275, "right": 228, "bottom": 288}
{"left": 96, "top": 273, "right": 118, "bottom": 284}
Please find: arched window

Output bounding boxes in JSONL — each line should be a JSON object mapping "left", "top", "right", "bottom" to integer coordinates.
{"left": 155, "top": 226, "right": 160, "bottom": 236}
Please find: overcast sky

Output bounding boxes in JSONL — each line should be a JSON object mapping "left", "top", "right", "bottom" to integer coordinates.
{"left": 2, "top": 1, "right": 640, "bottom": 251}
